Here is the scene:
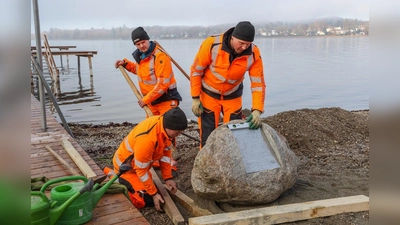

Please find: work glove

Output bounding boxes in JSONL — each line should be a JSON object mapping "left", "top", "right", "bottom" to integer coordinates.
{"left": 191, "top": 98, "right": 203, "bottom": 117}
{"left": 246, "top": 110, "right": 262, "bottom": 130}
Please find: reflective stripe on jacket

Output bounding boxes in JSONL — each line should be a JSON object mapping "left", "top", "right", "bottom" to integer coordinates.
{"left": 190, "top": 28, "right": 266, "bottom": 112}
{"left": 124, "top": 42, "right": 181, "bottom": 105}
{"left": 113, "top": 116, "right": 173, "bottom": 196}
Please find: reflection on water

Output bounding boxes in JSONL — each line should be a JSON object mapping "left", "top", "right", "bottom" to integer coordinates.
{"left": 31, "top": 64, "right": 100, "bottom": 114}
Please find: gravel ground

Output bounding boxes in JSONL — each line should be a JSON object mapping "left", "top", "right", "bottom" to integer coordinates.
{"left": 69, "top": 107, "right": 369, "bottom": 225}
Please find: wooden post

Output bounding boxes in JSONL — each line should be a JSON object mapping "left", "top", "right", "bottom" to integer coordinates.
{"left": 60, "top": 55, "right": 63, "bottom": 68}
{"left": 77, "top": 56, "right": 81, "bottom": 76}
{"left": 88, "top": 56, "right": 93, "bottom": 77}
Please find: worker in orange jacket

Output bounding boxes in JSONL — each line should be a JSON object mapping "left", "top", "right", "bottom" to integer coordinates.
{"left": 103, "top": 107, "right": 188, "bottom": 211}
{"left": 115, "top": 26, "right": 182, "bottom": 166}
{"left": 190, "top": 21, "right": 266, "bottom": 148}
{"left": 115, "top": 26, "right": 182, "bottom": 116}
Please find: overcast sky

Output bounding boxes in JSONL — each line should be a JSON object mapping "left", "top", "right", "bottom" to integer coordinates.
{"left": 31, "top": 0, "right": 369, "bottom": 32}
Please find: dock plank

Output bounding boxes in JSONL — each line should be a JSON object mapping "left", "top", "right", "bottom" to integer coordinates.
{"left": 31, "top": 94, "right": 149, "bottom": 225}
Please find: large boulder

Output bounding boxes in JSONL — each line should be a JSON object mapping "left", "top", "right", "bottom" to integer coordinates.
{"left": 191, "top": 120, "right": 299, "bottom": 205}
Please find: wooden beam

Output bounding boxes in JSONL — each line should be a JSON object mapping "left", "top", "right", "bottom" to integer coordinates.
{"left": 61, "top": 139, "right": 97, "bottom": 179}
{"left": 45, "top": 145, "right": 80, "bottom": 176}
{"left": 189, "top": 195, "right": 369, "bottom": 225}
{"left": 150, "top": 168, "right": 185, "bottom": 225}
{"left": 164, "top": 184, "right": 213, "bottom": 217}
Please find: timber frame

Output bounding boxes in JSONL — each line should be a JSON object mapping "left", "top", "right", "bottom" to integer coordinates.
{"left": 163, "top": 186, "right": 369, "bottom": 225}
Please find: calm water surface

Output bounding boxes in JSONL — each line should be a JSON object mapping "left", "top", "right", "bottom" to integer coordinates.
{"left": 31, "top": 36, "right": 369, "bottom": 124}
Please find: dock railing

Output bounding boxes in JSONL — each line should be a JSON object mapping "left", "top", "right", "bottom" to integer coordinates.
{"left": 30, "top": 54, "right": 74, "bottom": 138}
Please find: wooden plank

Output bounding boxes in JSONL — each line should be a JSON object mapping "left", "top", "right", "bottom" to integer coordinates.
{"left": 88, "top": 210, "right": 142, "bottom": 224}
{"left": 31, "top": 158, "right": 97, "bottom": 169}
{"left": 31, "top": 153, "right": 94, "bottom": 164}
{"left": 31, "top": 45, "right": 76, "bottom": 50}
{"left": 45, "top": 145, "right": 80, "bottom": 175}
{"left": 61, "top": 139, "right": 97, "bottom": 179}
{"left": 31, "top": 168, "right": 72, "bottom": 179}
{"left": 164, "top": 184, "right": 213, "bottom": 217}
{"left": 189, "top": 195, "right": 369, "bottom": 225}
{"left": 150, "top": 168, "right": 185, "bottom": 225}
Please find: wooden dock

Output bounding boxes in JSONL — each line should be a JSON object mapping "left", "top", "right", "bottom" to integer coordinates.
{"left": 31, "top": 94, "right": 150, "bottom": 225}
{"left": 32, "top": 34, "right": 97, "bottom": 78}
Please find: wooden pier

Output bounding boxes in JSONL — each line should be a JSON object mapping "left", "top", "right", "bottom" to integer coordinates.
{"left": 31, "top": 94, "right": 150, "bottom": 225}
{"left": 31, "top": 34, "right": 97, "bottom": 78}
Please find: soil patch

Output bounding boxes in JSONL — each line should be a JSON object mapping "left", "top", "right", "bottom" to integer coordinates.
{"left": 69, "top": 107, "right": 369, "bottom": 225}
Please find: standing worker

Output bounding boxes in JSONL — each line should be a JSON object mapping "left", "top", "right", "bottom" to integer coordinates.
{"left": 103, "top": 107, "right": 188, "bottom": 211}
{"left": 115, "top": 26, "right": 182, "bottom": 116}
{"left": 115, "top": 26, "right": 183, "bottom": 166}
{"left": 190, "top": 21, "right": 266, "bottom": 148}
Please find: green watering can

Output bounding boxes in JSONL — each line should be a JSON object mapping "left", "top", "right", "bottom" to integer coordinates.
{"left": 31, "top": 178, "right": 94, "bottom": 225}
{"left": 39, "top": 164, "right": 131, "bottom": 225}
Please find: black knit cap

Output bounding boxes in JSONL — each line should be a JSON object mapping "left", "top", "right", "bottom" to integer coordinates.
{"left": 131, "top": 27, "right": 150, "bottom": 44}
{"left": 232, "top": 21, "right": 255, "bottom": 42}
{"left": 163, "top": 107, "right": 188, "bottom": 130}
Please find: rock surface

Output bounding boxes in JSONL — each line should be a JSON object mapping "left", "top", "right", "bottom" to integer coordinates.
{"left": 191, "top": 120, "right": 299, "bottom": 205}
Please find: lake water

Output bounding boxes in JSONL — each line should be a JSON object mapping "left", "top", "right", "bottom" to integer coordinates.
{"left": 31, "top": 36, "right": 369, "bottom": 124}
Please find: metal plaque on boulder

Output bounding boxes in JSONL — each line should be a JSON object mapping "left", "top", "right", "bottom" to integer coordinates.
{"left": 228, "top": 122, "right": 280, "bottom": 173}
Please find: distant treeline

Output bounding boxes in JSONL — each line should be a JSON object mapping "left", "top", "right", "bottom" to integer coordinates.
{"left": 32, "top": 17, "right": 368, "bottom": 40}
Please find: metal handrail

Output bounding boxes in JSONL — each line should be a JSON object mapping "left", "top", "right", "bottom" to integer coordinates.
{"left": 31, "top": 54, "right": 74, "bottom": 138}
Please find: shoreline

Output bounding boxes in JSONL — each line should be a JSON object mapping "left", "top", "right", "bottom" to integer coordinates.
{"left": 67, "top": 108, "right": 369, "bottom": 127}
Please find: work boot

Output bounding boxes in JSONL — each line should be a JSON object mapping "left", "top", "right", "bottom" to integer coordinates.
{"left": 103, "top": 166, "right": 116, "bottom": 179}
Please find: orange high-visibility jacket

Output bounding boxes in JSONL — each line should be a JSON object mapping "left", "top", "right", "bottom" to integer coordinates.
{"left": 190, "top": 29, "right": 266, "bottom": 112}
{"left": 124, "top": 42, "right": 180, "bottom": 105}
{"left": 113, "top": 115, "right": 173, "bottom": 196}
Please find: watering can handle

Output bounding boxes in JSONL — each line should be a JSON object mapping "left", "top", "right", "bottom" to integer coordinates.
{"left": 31, "top": 191, "right": 50, "bottom": 203}
{"left": 40, "top": 175, "right": 89, "bottom": 193}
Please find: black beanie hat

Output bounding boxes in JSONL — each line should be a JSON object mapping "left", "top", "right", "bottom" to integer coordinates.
{"left": 131, "top": 27, "right": 150, "bottom": 44}
{"left": 163, "top": 107, "right": 188, "bottom": 130}
{"left": 232, "top": 21, "right": 255, "bottom": 42}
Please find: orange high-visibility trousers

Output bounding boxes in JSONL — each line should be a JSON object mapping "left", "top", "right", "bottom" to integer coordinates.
{"left": 102, "top": 166, "right": 147, "bottom": 208}
{"left": 199, "top": 92, "right": 242, "bottom": 148}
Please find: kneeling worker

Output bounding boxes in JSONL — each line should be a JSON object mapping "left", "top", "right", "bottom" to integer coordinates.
{"left": 103, "top": 107, "right": 188, "bottom": 211}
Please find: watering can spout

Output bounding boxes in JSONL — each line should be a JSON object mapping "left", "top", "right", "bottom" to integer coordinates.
{"left": 92, "top": 164, "right": 132, "bottom": 207}
{"left": 48, "top": 178, "right": 94, "bottom": 225}
{"left": 92, "top": 175, "right": 118, "bottom": 207}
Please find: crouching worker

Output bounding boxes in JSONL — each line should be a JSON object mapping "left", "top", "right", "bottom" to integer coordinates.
{"left": 103, "top": 107, "right": 188, "bottom": 211}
